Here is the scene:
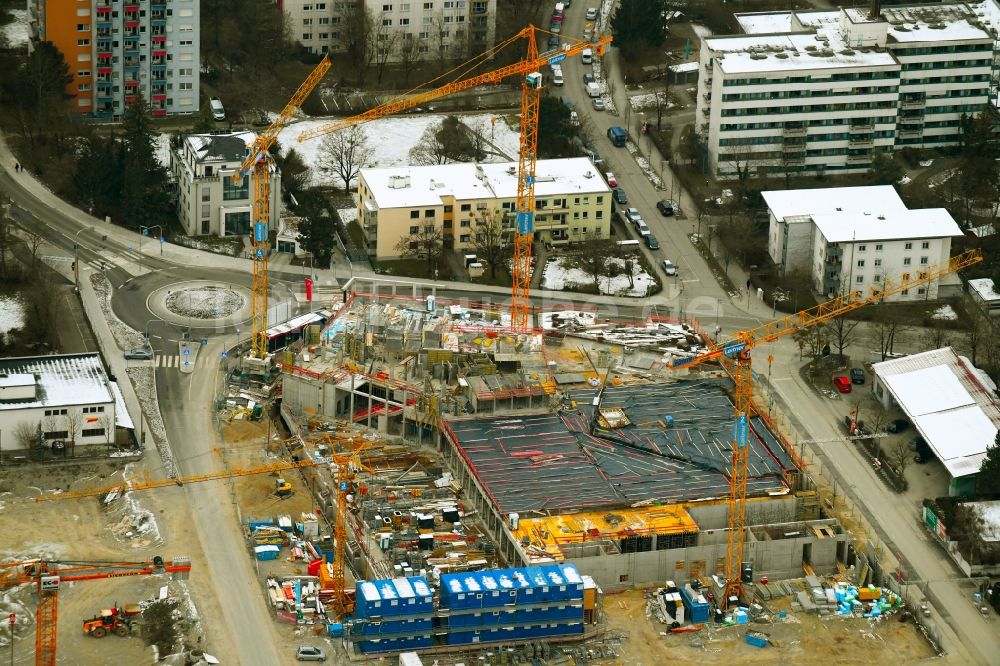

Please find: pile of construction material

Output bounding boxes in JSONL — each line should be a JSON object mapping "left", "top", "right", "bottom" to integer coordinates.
{"left": 794, "top": 575, "right": 903, "bottom": 618}
{"left": 550, "top": 319, "right": 710, "bottom": 359}
{"left": 266, "top": 576, "right": 331, "bottom": 625}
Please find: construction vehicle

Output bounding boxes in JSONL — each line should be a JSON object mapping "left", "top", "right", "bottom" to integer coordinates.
{"left": 672, "top": 248, "right": 981, "bottom": 608}
{"left": 298, "top": 26, "right": 610, "bottom": 331}
{"left": 0, "top": 556, "right": 191, "bottom": 666}
{"left": 274, "top": 477, "right": 294, "bottom": 498}
{"left": 82, "top": 604, "right": 141, "bottom": 638}
{"left": 237, "top": 55, "right": 332, "bottom": 359}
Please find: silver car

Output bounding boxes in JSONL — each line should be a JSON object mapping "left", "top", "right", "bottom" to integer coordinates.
{"left": 124, "top": 345, "right": 154, "bottom": 360}
{"left": 296, "top": 646, "right": 327, "bottom": 662}
{"left": 592, "top": 97, "right": 605, "bottom": 111}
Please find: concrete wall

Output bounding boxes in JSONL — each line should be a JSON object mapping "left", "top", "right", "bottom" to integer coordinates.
{"left": 567, "top": 521, "right": 846, "bottom": 591}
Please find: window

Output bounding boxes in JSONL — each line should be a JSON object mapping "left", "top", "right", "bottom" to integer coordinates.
{"left": 223, "top": 175, "right": 248, "bottom": 200}
{"left": 424, "top": 209, "right": 434, "bottom": 217}
{"left": 917, "top": 287, "right": 926, "bottom": 295}
{"left": 44, "top": 431, "right": 69, "bottom": 440}
{"left": 383, "top": 3, "right": 393, "bottom": 9}
{"left": 903, "top": 257, "right": 911, "bottom": 265}
{"left": 410, "top": 210, "right": 419, "bottom": 218}
{"left": 875, "top": 243, "right": 882, "bottom": 251}
{"left": 874, "top": 259, "right": 882, "bottom": 267}
{"left": 77, "top": 23, "right": 90, "bottom": 31}
{"left": 921, "top": 241, "right": 930, "bottom": 249}
{"left": 596, "top": 196, "right": 603, "bottom": 204}
{"left": 443, "top": 205, "right": 452, "bottom": 212}
{"left": 399, "top": 18, "right": 409, "bottom": 24}
{"left": 460, "top": 234, "right": 470, "bottom": 242}
{"left": 424, "top": 1, "right": 434, "bottom": 7}
{"left": 856, "top": 276, "right": 864, "bottom": 283}
{"left": 409, "top": 225, "right": 418, "bottom": 234}
{"left": 460, "top": 220, "right": 470, "bottom": 227}
{"left": 424, "top": 225, "right": 434, "bottom": 232}
{"left": 303, "top": 18, "right": 313, "bottom": 25}
{"left": 82, "top": 406, "right": 105, "bottom": 414}
{"left": 78, "top": 70, "right": 90, "bottom": 77}
{"left": 873, "top": 275, "right": 881, "bottom": 282}
{"left": 202, "top": 189, "right": 211, "bottom": 202}
{"left": 904, "top": 242, "right": 912, "bottom": 250}
{"left": 857, "top": 244, "right": 866, "bottom": 252}
{"left": 77, "top": 39, "right": 91, "bottom": 46}
{"left": 856, "top": 260, "right": 865, "bottom": 268}
{"left": 82, "top": 428, "right": 105, "bottom": 438}
{"left": 302, "top": 33, "right": 313, "bottom": 40}
{"left": 920, "top": 256, "right": 928, "bottom": 265}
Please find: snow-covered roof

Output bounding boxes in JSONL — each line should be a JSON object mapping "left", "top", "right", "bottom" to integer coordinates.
{"left": 812, "top": 208, "right": 963, "bottom": 243}
{"left": 735, "top": 11, "right": 794, "bottom": 34}
{"left": 763, "top": 185, "right": 906, "bottom": 221}
{"left": 669, "top": 61, "right": 699, "bottom": 73}
{"left": 360, "top": 158, "right": 609, "bottom": 210}
{"left": 705, "top": 32, "right": 898, "bottom": 74}
{"left": 883, "top": 4, "right": 994, "bottom": 43}
{"left": 873, "top": 347, "right": 1000, "bottom": 479}
{"left": 969, "top": 278, "right": 1000, "bottom": 303}
{"left": 0, "top": 354, "right": 113, "bottom": 411}
{"left": 184, "top": 132, "right": 257, "bottom": 164}
{"left": 110, "top": 382, "right": 134, "bottom": 431}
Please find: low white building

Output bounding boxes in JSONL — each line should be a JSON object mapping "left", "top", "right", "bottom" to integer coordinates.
{"left": 872, "top": 347, "right": 1000, "bottom": 495}
{"left": 0, "top": 353, "right": 132, "bottom": 453}
{"left": 762, "top": 185, "right": 963, "bottom": 299}
{"left": 171, "top": 132, "right": 281, "bottom": 238}
{"left": 968, "top": 278, "right": 1000, "bottom": 315}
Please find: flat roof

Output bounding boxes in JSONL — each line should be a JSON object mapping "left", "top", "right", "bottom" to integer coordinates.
{"left": 811, "top": 208, "right": 963, "bottom": 243}
{"left": 883, "top": 4, "right": 994, "bottom": 42}
{"left": 735, "top": 11, "right": 793, "bottom": 34}
{"left": 445, "top": 380, "right": 793, "bottom": 514}
{"left": 969, "top": 278, "right": 1000, "bottom": 302}
{"left": 184, "top": 132, "right": 256, "bottom": 164}
{"left": 705, "top": 33, "right": 898, "bottom": 74}
{"left": 0, "top": 353, "right": 112, "bottom": 411}
{"left": 110, "top": 382, "right": 134, "bottom": 431}
{"left": 873, "top": 347, "right": 1000, "bottom": 478}
{"left": 763, "top": 185, "right": 906, "bottom": 221}
{"left": 361, "top": 158, "right": 609, "bottom": 209}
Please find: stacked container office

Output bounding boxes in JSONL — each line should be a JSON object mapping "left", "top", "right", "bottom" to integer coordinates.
{"left": 351, "top": 577, "right": 434, "bottom": 654}
{"left": 439, "top": 563, "right": 585, "bottom": 646}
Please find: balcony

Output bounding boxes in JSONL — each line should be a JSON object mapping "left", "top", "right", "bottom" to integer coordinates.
{"left": 848, "top": 135, "right": 874, "bottom": 146}
{"left": 785, "top": 155, "right": 806, "bottom": 165}
{"left": 153, "top": 109, "right": 167, "bottom": 118}
{"left": 897, "top": 126, "right": 923, "bottom": 137}
{"left": 849, "top": 122, "right": 874, "bottom": 132}
{"left": 846, "top": 153, "right": 871, "bottom": 163}
{"left": 900, "top": 97, "right": 925, "bottom": 109}
{"left": 898, "top": 115, "right": 924, "bottom": 126}
{"left": 783, "top": 124, "right": 807, "bottom": 136}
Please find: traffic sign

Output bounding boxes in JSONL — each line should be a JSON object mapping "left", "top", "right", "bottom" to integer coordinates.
{"left": 200, "top": 338, "right": 208, "bottom": 346}
{"left": 142, "top": 228, "right": 149, "bottom": 236}
{"left": 183, "top": 360, "right": 190, "bottom": 366}
{"left": 8, "top": 612, "right": 14, "bottom": 625}
{"left": 256, "top": 248, "right": 264, "bottom": 259}
{"left": 221, "top": 351, "right": 228, "bottom": 359}
{"left": 183, "top": 348, "right": 190, "bottom": 355}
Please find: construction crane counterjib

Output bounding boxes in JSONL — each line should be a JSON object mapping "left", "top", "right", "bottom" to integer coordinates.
{"left": 296, "top": 31, "right": 611, "bottom": 143}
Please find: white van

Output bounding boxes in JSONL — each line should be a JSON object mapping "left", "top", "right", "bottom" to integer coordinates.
{"left": 552, "top": 68, "right": 564, "bottom": 86}
{"left": 581, "top": 48, "right": 593, "bottom": 64}
{"left": 554, "top": 2, "right": 565, "bottom": 15}
{"left": 616, "top": 239, "right": 640, "bottom": 250}
{"left": 210, "top": 97, "right": 225, "bottom": 121}
{"left": 586, "top": 81, "right": 600, "bottom": 98}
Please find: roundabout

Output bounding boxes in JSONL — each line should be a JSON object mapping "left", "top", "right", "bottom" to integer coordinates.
{"left": 146, "top": 280, "right": 252, "bottom": 330}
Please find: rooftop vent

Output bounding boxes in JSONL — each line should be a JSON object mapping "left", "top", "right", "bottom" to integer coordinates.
{"left": 506, "top": 166, "right": 516, "bottom": 175}
{"left": 840, "top": 49, "right": 855, "bottom": 55}
{"left": 805, "top": 44, "right": 818, "bottom": 51}
{"left": 387, "top": 175, "right": 411, "bottom": 189}
{"left": 583, "top": 170, "right": 594, "bottom": 178}
{"left": 750, "top": 53, "right": 767, "bottom": 60}
{"left": 877, "top": 215, "right": 886, "bottom": 220}
{"left": 836, "top": 207, "right": 843, "bottom": 211}
{"left": 775, "top": 53, "right": 789, "bottom": 59}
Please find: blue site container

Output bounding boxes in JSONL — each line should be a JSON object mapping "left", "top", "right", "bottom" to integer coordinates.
{"left": 327, "top": 623, "right": 344, "bottom": 638}
{"left": 246, "top": 516, "right": 274, "bottom": 531}
{"left": 679, "top": 585, "right": 711, "bottom": 623}
{"left": 355, "top": 576, "right": 433, "bottom": 620}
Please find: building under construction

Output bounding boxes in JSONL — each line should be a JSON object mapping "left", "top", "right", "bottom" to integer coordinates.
{"left": 275, "top": 279, "right": 848, "bottom": 594}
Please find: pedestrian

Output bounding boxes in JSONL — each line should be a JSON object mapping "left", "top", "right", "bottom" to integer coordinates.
{"left": 14, "top": 162, "right": 19, "bottom": 173}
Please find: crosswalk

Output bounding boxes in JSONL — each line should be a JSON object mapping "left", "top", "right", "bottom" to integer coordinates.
{"left": 154, "top": 355, "right": 201, "bottom": 370}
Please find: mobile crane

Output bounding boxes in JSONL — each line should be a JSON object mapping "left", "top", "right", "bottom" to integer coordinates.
{"left": 673, "top": 249, "right": 981, "bottom": 607}
{"left": 0, "top": 556, "right": 191, "bottom": 666}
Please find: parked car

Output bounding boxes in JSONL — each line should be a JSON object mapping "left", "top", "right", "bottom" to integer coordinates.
{"left": 613, "top": 188, "right": 628, "bottom": 205}
{"left": 885, "top": 419, "right": 910, "bottom": 433}
{"left": 656, "top": 200, "right": 674, "bottom": 216}
{"left": 125, "top": 345, "right": 154, "bottom": 360}
{"left": 645, "top": 235, "right": 659, "bottom": 250}
{"left": 583, "top": 73, "right": 595, "bottom": 85}
{"left": 833, "top": 376, "right": 852, "bottom": 393}
{"left": 210, "top": 97, "right": 225, "bottom": 121}
{"left": 549, "top": 21, "right": 561, "bottom": 33}
{"left": 296, "top": 646, "right": 327, "bottom": 662}
{"left": 912, "top": 436, "right": 932, "bottom": 463}
{"left": 636, "top": 222, "right": 651, "bottom": 237}
{"left": 586, "top": 7, "right": 598, "bottom": 19}
{"left": 592, "top": 97, "right": 605, "bottom": 111}
{"left": 547, "top": 35, "right": 560, "bottom": 49}
{"left": 662, "top": 259, "right": 677, "bottom": 276}
{"left": 849, "top": 367, "right": 865, "bottom": 384}
{"left": 604, "top": 172, "right": 617, "bottom": 187}
{"left": 625, "top": 207, "right": 642, "bottom": 223}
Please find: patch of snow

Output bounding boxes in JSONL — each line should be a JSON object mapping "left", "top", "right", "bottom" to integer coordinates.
{"left": 154, "top": 133, "right": 172, "bottom": 168}
{"left": 691, "top": 23, "right": 714, "bottom": 39}
{"left": 930, "top": 305, "right": 958, "bottom": 321}
{"left": 0, "top": 293, "right": 24, "bottom": 335}
{"left": 628, "top": 93, "right": 674, "bottom": 112}
{"left": 277, "top": 112, "right": 521, "bottom": 189}
{"left": 927, "top": 168, "right": 957, "bottom": 190}
{"left": 1, "top": 10, "right": 29, "bottom": 48}
{"left": 918, "top": 159, "right": 934, "bottom": 167}
{"left": 539, "top": 310, "right": 598, "bottom": 330}
{"left": 337, "top": 207, "right": 359, "bottom": 224}
{"left": 541, "top": 256, "right": 657, "bottom": 297}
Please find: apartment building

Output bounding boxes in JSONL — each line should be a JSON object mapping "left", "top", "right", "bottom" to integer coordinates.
{"left": 279, "top": 0, "right": 497, "bottom": 63}
{"left": 762, "top": 185, "right": 963, "bottom": 299}
{"left": 28, "top": 0, "right": 200, "bottom": 119}
{"left": 696, "top": 3, "right": 999, "bottom": 178}
{"left": 170, "top": 132, "right": 282, "bottom": 238}
{"left": 357, "top": 158, "right": 612, "bottom": 260}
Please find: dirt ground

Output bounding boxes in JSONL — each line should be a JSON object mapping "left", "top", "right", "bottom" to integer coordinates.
{"left": 598, "top": 589, "right": 936, "bottom": 666}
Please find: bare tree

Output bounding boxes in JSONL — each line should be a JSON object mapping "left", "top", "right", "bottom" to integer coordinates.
{"left": 927, "top": 319, "right": 951, "bottom": 350}
{"left": 968, "top": 309, "right": 992, "bottom": 366}
{"left": 885, "top": 439, "right": 911, "bottom": 478}
{"left": 395, "top": 223, "right": 444, "bottom": 276}
{"left": 41, "top": 415, "right": 56, "bottom": 440}
{"left": 567, "top": 239, "right": 616, "bottom": 292}
{"left": 372, "top": 14, "right": 399, "bottom": 85}
{"left": 13, "top": 421, "right": 40, "bottom": 449}
{"left": 408, "top": 116, "right": 483, "bottom": 165}
{"left": 408, "top": 121, "right": 453, "bottom": 166}
{"left": 869, "top": 312, "right": 908, "bottom": 361}
{"left": 343, "top": 7, "right": 377, "bottom": 88}
{"left": 64, "top": 411, "right": 81, "bottom": 443}
{"left": 654, "top": 72, "right": 672, "bottom": 131}
{"left": 317, "top": 125, "right": 374, "bottom": 192}
{"left": 830, "top": 316, "right": 861, "bottom": 361}
{"left": 23, "top": 227, "right": 44, "bottom": 268}
{"left": 99, "top": 413, "right": 114, "bottom": 446}
{"left": 0, "top": 195, "right": 15, "bottom": 280}
{"left": 471, "top": 208, "right": 512, "bottom": 279}
{"left": 396, "top": 33, "right": 422, "bottom": 86}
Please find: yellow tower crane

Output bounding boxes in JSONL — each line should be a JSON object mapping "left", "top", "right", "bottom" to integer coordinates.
{"left": 672, "top": 249, "right": 981, "bottom": 607}
{"left": 238, "top": 56, "right": 332, "bottom": 358}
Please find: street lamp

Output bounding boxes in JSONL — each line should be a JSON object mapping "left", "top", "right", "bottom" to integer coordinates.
{"left": 139, "top": 225, "right": 164, "bottom": 256}
{"left": 73, "top": 227, "right": 92, "bottom": 288}
{"left": 144, "top": 318, "right": 162, "bottom": 340}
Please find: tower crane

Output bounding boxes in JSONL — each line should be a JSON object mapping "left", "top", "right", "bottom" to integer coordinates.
{"left": 237, "top": 55, "right": 332, "bottom": 358}
{"left": 297, "top": 27, "right": 611, "bottom": 330}
{"left": 0, "top": 556, "right": 191, "bottom": 666}
{"left": 671, "top": 249, "right": 981, "bottom": 607}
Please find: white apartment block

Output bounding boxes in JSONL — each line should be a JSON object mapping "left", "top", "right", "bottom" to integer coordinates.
{"left": 357, "top": 158, "right": 612, "bottom": 260}
{"left": 279, "top": 0, "right": 497, "bottom": 63}
{"left": 763, "top": 185, "right": 963, "bottom": 299}
{"left": 696, "top": 2, "right": 999, "bottom": 178}
{"left": 170, "top": 132, "right": 281, "bottom": 238}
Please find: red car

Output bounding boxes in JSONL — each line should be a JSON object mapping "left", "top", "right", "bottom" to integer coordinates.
{"left": 833, "top": 376, "right": 852, "bottom": 393}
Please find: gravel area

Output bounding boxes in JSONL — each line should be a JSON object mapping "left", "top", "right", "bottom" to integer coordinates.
{"left": 165, "top": 287, "right": 245, "bottom": 319}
